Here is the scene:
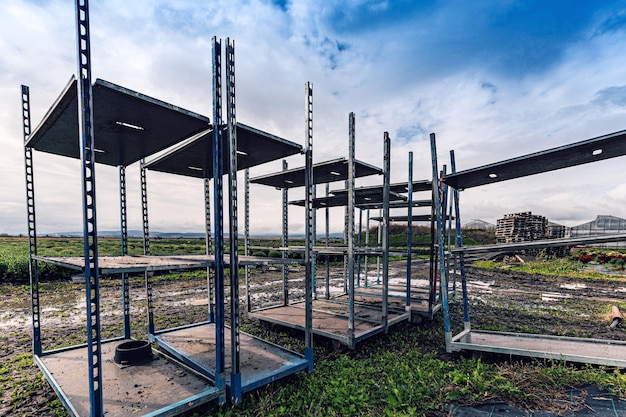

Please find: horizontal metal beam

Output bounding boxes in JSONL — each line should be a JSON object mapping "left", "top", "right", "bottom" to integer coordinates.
{"left": 443, "top": 129, "right": 626, "bottom": 190}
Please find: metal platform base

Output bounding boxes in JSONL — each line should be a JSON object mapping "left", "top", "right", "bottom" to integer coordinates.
{"left": 452, "top": 330, "right": 626, "bottom": 367}
{"left": 35, "top": 339, "right": 221, "bottom": 417}
{"left": 354, "top": 284, "right": 441, "bottom": 320}
{"left": 249, "top": 296, "right": 411, "bottom": 348}
{"left": 152, "top": 323, "right": 310, "bottom": 399}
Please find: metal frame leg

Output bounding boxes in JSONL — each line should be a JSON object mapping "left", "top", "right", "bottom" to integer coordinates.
{"left": 119, "top": 165, "right": 130, "bottom": 339}
{"left": 212, "top": 36, "right": 226, "bottom": 404}
{"left": 22, "top": 85, "right": 42, "bottom": 356}
{"left": 75, "top": 1, "right": 103, "bottom": 414}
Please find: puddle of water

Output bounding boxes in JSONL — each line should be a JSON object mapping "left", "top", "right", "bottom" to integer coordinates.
{"left": 560, "top": 283, "right": 587, "bottom": 290}
{"left": 541, "top": 292, "right": 571, "bottom": 302}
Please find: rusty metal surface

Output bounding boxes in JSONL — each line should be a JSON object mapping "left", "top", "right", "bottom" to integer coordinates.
{"left": 155, "top": 323, "right": 307, "bottom": 386}
{"left": 250, "top": 296, "right": 409, "bottom": 341}
{"left": 37, "top": 340, "right": 219, "bottom": 417}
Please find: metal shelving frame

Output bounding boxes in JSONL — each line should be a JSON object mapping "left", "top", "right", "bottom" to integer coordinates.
{"left": 432, "top": 129, "right": 626, "bottom": 366}
{"left": 356, "top": 155, "right": 441, "bottom": 322}
{"left": 140, "top": 38, "right": 312, "bottom": 405}
{"left": 23, "top": 2, "right": 224, "bottom": 416}
{"left": 248, "top": 109, "right": 404, "bottom": 349}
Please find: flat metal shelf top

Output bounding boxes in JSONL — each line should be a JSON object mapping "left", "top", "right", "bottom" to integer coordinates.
{"left": 371, "top": 215, "right": 437, "bottom": 222}
{"left": 453, "top": 330, "right": 626, "bottom": 368}
{"left": 26, "top": 76, "right": 211, "bottom": 167}
{"left": 144, "top": 123, "right": 303, "bottom": 178}
{"left": 450, "top": 233, "right": 626, "bottom": 254}
{"left": 443, "top": 129, "right": 626, "bottom": 190}
{"left": 249, "top": 158, "right": 382, "bottom": 189}
{"left": 330, "top": 180, "right": 432, "bottom": 195}
{"left": 33, "top": 254, "right": 301, "bottom": 274}
{"left": 289, "top": 190, "right": 407, "bottom": 208}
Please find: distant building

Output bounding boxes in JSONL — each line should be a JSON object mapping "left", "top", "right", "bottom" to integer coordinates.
{"left": 569, "top": 215, "right": 626, "bottom": 248}
{"left": 462, "top": 219, "right": 496, "bottom": 230}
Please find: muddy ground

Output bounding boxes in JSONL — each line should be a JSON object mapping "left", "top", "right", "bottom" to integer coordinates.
{"left": 1, "top": 260, "right": 625, "bottom": 416}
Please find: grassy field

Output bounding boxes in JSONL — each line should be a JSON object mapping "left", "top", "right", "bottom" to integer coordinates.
{"left": 2, "top": 236, "right": 626, "bottom": 416}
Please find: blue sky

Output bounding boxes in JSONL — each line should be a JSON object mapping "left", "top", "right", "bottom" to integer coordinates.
{"left": 1, "top": 0, "right": 626, "bottom": 236}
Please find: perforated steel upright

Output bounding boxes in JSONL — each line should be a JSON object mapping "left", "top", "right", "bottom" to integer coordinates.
{"left": 212, "top": 36, "right": 227, "bottom": 403}
{"left": 304, "top": 82, "right": 314, "bottom": 368}
{"left": 225, "top": 37, "right": 243, "bottom": 403}
{"left": 449, "top": 150, "right": 470, "bottom": 330}
{"left": 430, "top": 133, "right": 452, "bottom": 351}
{"left": 381, "top": 132, "right": 391, "bottom": 331}
{"left": 282, "top": 160, "right": 289, "bottom": 305}
{"left": 405, "top": 152, "right": 413, "bottom": 311}
{"left": 22, "top": 85, "right": 42, "bottom": 356}
{"left": 347, "top": 113, "right": 356, "bottom": 345}
{"left": 205, "top": 177, "right": 215, "bottom": 322}
{"left": 119, "top": 165, "right": 130, "bottom": 339}
{"left": 75, "top": 1, "right": 104, "bottom": 414}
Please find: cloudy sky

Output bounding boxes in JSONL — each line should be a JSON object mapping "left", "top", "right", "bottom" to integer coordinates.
{"left": 1, "top": 0, "right": 626, "bottom": 237}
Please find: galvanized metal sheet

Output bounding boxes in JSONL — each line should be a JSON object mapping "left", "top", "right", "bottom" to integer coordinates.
{"left": 289, "top": 190, "right": 406, "bottom": 208}
{"left": 249, "top": 158, "right": 382, "bottom": 188}
{"left": 443, "top": 130, "right": 626, "bottom": 190}
{"left": 26, "top": 77, "right": 210, "bottom": 167}
{"left": 143, "top": 123, "right": 303, "bottom": 178}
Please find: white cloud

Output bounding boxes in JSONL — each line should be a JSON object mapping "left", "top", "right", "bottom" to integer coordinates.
{"left": 1, "top": 1, "right": 625, "bottom": 236}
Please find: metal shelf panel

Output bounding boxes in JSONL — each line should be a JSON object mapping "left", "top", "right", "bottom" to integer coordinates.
{"left": 452, "top": 330, "right": 626, "bottom": 367}
{"left": 450, "top": 233, "right": 626, "bottom": 254}
{"left": 289, "top": 190, "right": 407, "bottom": 208}
{"left": 249, "top": 158, "right": 382, "bottom": 188}
{"left": 35, "top": 340, "right": 222, "bottom": 417}
{"left": 152, "top": 323, "right": 310, "bottom": 398}
{"left": 443, "top": 129, "right": 626, "bottom": 190}
{"left": 143, "top": 123, "right": 303, "bottom": 178}
{"left": 26, "top": 77, "right": 210, "bottom": 167}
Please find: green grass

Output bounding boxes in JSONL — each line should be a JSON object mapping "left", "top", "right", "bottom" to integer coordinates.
{"left": 3, "top": 237, "right": 626, "bottom": 416}
{"left": 472, "top": 257, "right": 617, "bottom": 280}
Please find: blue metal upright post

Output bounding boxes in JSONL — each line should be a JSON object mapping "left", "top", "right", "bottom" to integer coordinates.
{"left": 406, "top": 152, "right": 413, "bottom": 312}
{"left": 282, "top": 160, "right": 289, "bottom": 306}
{"left": 430, "top": 133, "right": 451, "bottom": 351}
{"left": 205, "top": 178, "right": 215, "bottom": 322}
{"left": 382, "top": 132, "right": 391, "bottom": 332}
{"left": 244, "top": 169, "right": 251, "bottom": 314}
{"left": 304, "top": 81, "right": 314, "bottom": 370}
{"left": 75, "top": 1, "right": 103, "bottom": 414}
{"left": 212, "top": 36, "right": 227, "bottom": 405}
{"left": 22, "top": 85, "right": 42, "bottom": 356}
{"left": 364, "top": 209, "right": 370, "bottom": 288}
{"left": 119, "top": 165, "right": 130, "bottom": 339}
{"left": 450, "top": 150, "right": 470, "bottom": 330}
{"left": 325, "top": 182, "right": 330, "bottom": 299}
{"left": 141, "top": 162, "right": 154, "bottom": 335}
{"left": 357, "top": 208, "right": 362, "bottom": 287}
{"left": 225, "top": 37, "right": 242, "bottom": 404}
{"left": 347, "top": 112, "right": 356, "bottom": 348}
{"left": 324, "top": 183, "right": 330, "bottom": 300}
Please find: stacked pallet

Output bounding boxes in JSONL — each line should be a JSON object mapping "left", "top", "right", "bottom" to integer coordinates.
{"left": 546, "top": 223, "right": 566, "bottom": 239}
{"left": 495, "top": 212, "right": 569, "bottom": 257}
{"left": 495, "top": 212, "right": 547, "bottom": 244}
